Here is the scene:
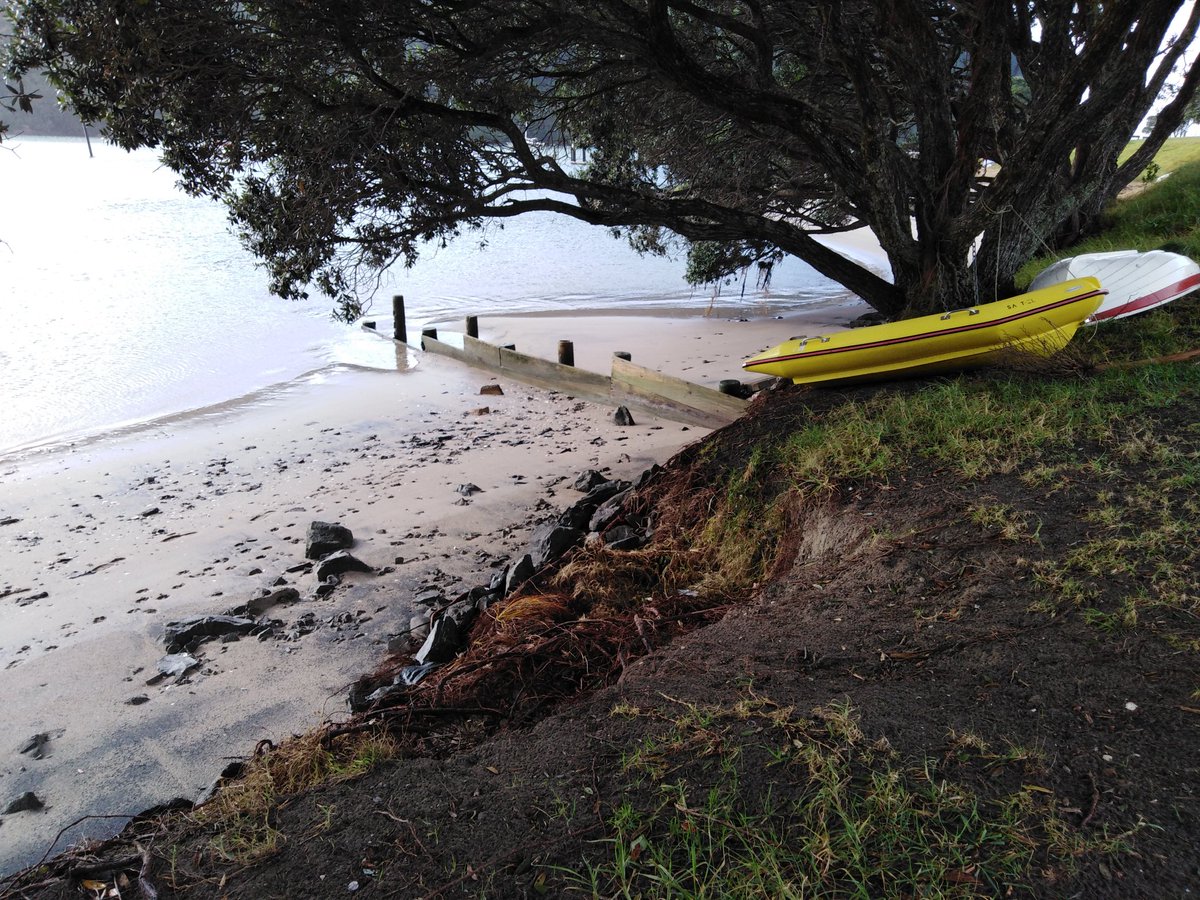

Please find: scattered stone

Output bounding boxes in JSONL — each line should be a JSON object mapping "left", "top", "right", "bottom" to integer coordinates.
{"left": 315, "top": 551, "right": 375, "bottom": 581}
{"left": 306, "top": 521, "right": 354, "bottom": 560}
{"left": 581, "top": 480, "right": 628, "bottom": 507}
{"left": 164, "top": 615, "right": 256, "bottom": 653}
{"left": 315, "top": 576, "right": 341, "bottom": 598}
{"left": 572, "top": 470, "right": 607, "bottom": 492}
{"left": 415, "top": 597, "right": 480, "bottom": 665}
{"left": 613, "top": 405, "right": 636, "bottom": 426}
{"left": 3, "top": 792, "right": 43, "bottom": 814}
{"left": 456, "top": 483, "right": 484, "bottom": 497}
{"left": 139, "top": 507, "right": 161, "bottom": 517}
{"left": 126, "top": 695, "right": 150, "bottom": 706}
{"left": 18, "top": 733, "right": 49, "bottom": 760}
{"left": 506, "top": 554, "right": 536, "bottom": 593}
{"left": 603, "top": 525, "right": 640, "bottom": 547}
{"left": 589, "top": 490, "right": 632, "bottom": 533}
{"left": 285, "top": 561, "right": 314, "bottom": 574}
{"left": 153, "top": 653, "right": 200, "bottom": 681}
{"left": 529, "top": 523, "right": 584, "bottom": 569}
{"left": 480, "top": 384, "right": 504, "bottom": 396}
{"left": 0, "top": 516, "right": 20, "bottom": 527}
{"left": 469, "top": 406, "right": 491, "bottom": 416}
{"left": 633, "top": 464, "right": 662, "bottom": 490}
{"left": 232, "top": 587, "right": 302, "bottom": 618}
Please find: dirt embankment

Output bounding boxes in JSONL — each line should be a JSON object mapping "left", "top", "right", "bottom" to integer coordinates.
{"left": 4, "top": 375, "right": 1198, "bottom": 900}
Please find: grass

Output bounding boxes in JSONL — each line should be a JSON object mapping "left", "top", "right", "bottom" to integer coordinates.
{"left": 1118, "top": 136, "right": 1200, "bottom": 176}
{"left": 1018, "top": 147, "right": 1200, "bottom": 288}
{"left": 566, "top": 696, "right": 1136, "bottom": 898}
{"left": 777, "top": 364, "right": 1200, "bottom": 491}
{"left": 187, "top": 729, "right": 398, "bottom": 863}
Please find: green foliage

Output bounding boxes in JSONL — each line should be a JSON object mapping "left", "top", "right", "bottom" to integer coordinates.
{"left": 5, "top": 2, "right": 1196, "bottom": 318}
{"left": 568, "top": 697, "right": 1128, "bottom": 898}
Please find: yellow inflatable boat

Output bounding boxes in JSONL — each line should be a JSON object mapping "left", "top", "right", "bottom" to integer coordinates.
{"left": 743, "top": 277, "right": 1105, "bottom": 385}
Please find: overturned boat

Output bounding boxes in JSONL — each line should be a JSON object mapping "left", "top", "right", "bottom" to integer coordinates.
{"left": 743, "top": 278, "right": 1105, "bottom": 385}
{"left": 1029, "top": 249, "right": 1200, "bottom": 322}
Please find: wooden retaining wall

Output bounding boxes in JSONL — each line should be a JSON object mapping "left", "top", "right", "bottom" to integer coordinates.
{"left": 417, "top": 332, "right": 746, "bottom": 429}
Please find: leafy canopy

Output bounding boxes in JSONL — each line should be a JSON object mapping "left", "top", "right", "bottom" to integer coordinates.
{"left": 4, "top": 1, "right": 1198, "bottom": 319}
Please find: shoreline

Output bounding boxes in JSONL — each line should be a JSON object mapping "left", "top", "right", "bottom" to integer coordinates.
{"left": 0, "top": 302, "right": 870, "bottom": 875}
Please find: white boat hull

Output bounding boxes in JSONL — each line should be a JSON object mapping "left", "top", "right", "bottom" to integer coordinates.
{"left": 1029, "top": 249, "right": 1200, "bottom": 322}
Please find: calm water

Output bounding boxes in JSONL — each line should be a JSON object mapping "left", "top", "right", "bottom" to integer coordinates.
{"left": 1, "top": 137, "right": 858, "bottom": 456}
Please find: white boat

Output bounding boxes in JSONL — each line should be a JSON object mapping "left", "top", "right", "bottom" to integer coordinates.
{"left": 1029, "top": 249, "right": 1200, "bottom": 322}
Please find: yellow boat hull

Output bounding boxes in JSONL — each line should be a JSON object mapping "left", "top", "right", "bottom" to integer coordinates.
{"left": 742, "top": 278, "right": 1105, "bottom": 385}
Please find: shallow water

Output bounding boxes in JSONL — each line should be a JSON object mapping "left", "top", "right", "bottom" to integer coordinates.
{"left": 1, "top": 136, "right": 857, "bottom": 456}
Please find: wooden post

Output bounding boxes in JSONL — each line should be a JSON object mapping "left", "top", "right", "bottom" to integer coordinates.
{"left": 421, "top": 326, "right": 438, "bottom": 350}
{"left": 392, "top": 295, "right": 407, "bottom": 343}
{"left": 466, "top": 315, "right": 479, "bottom": 338}
{"left": 557, "top": 340, "right": 575, "bottom": 366}
{"left": 613, "top": 351, "right": 632, "bottom": 361}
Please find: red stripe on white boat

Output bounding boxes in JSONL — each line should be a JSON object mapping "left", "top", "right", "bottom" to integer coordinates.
{"left": 744, "top": 290, "right": 1104, "bottom": 369}
{"left": 1091, "top": 273, "right": 1200, "bottom": 321}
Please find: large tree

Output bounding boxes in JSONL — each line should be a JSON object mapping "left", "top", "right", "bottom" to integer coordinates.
{"left": 4, "top": 1, "right": 1198, "bottom": 319}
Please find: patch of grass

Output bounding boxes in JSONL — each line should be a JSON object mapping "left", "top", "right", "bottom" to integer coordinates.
{"left": 566, "top": 696, "right": 1128, "bottom": 898}
{"left": 190, "top": 729, "right": 398, "bottom": 864}
{"left": 1119, "top": 136, "right": 1200, "bottom": 175}
{"left": 1034, "top": 453, "right": 1200, "bottom": 640}
{"left": 968, "top": 501, "right": 1040, "bottom": 542}
{"left": 778, "top": 365, "right": 1200, "bottom": 491}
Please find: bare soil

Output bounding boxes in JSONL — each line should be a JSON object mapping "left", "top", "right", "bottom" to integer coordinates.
{"left": 3, "top": 376, "right": 1198, "bottom": 899}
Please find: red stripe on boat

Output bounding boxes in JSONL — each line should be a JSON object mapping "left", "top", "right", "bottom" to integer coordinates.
{"left": 1091, "top": 273, "right": 1200, "bottom": 321}
{"left": 743, "top": 290, "right": 1105, "bottom": 369}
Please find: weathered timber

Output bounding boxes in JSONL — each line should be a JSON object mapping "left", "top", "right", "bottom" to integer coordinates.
{"left": 611, "top": 356, "right": 745, "bottom": 428}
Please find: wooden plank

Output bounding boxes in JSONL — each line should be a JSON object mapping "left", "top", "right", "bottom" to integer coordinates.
{"left": 421, "top": 335, "right": 499, "bottom": 370}
{"left": 498, "top": 345, "right": 613, "bottom": 402}
{"left": 422, "top": 334, "right": 502, "bottom": 369}
{"left": 462, "top": 335, "right": 504, "bottom": 368}
{"left": 611, "top": 357, "right": 747, "bottom": 426}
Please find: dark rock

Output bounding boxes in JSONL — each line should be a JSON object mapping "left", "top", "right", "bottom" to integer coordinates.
{"left": 139, "top": 507, "right": 161, "bottom": 517}
{"left": 572, "top": 470, "right": 607, "bottom": 492}
{"left": 415, "top": 597, "right": 480, "bottom": 665}
{"left": 456, "top": 483, "right": 484, "bottom": 496}
{"left": 557, "top": 500, "right": 595, "bottom": 531}
{"left": 633, "top": 465, "right": 662, "bottom": 490}
{"left": 315, "top": 577, "right": 340, "bottom": 598}
{"left": 613, "top": 405, "right": 636, "bottom": 426}
{"left": 164, "top": 616, "right": 255, "bottom": 653}
{"left": 529, "top": 523, "right": 584, "bottom": 569}
{"left": 480, "top": 384, "right": 504, "bottom": 396}
{"left": 3, "top": 792, "right": 43, "bottom": 814}
{"left": 18, "top": 733, "right": 49, "bottom": 759}
{"left": 305, "top": 521, "right": 354, "bottom": 560}
{"left": 603, "top": 525, "right": 639, "bottom": 546}
{"left": 229, "top": 587, "right": 301, "bottom": 618}
{"left": 414, "top": 589, "right": 444, "bottom": 607}
{"left": 0, "top": 516, "right": 20, "bottom": 527}
{"left": 315, "top": 551, "right": 375, "bottom": 581}
{"left": 285, "top": 561, "right": 314, "bottom": 574}
{"left": 589, "top": 489, "right": 632, "bottom": 533}
{"left": 489, "top": 565, "right": 509, "bottom": 592}
{"left": 581, "top": 480, "right": 628, "bottom": 507}
{"left": 126, "top": 695, "right": 150, "bottom": 706}
{"left": 154, "top": 653, "right": 200, "bottom": 680}
{"left": 505, "top": 554, "right": 536, "bottom": 593}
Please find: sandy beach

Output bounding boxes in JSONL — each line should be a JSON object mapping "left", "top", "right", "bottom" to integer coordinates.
{"left": 0, "top": 294, "right": 876, "bottom": 875}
